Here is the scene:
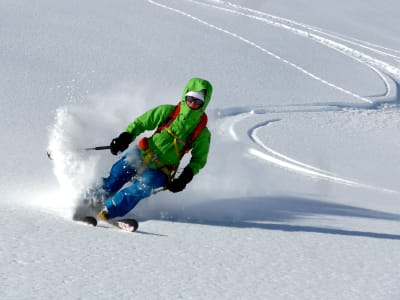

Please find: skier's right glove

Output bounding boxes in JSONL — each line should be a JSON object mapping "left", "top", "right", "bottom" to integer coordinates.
{"left": 110, "top": 132, "right": 134, "bottom": 155}
{"left": 167, "top": 167, "right": 194, "bottom": 193}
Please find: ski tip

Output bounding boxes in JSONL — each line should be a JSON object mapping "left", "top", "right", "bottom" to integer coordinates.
{"left": 131, "top": 219, "right": 139, "bottom": 232}
{"left": 75, "top": 216, "right": 98, "bottom": 226}
{"left": 115, "top": 219, "right": 139, "bottom": 232}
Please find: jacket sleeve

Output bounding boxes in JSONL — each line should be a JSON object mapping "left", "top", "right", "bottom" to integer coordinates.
{"left": 187, "top": 127, "right": 211, "bottom": 175}
{"left": 125, "top": 104, "right": 175, "bottom": 139}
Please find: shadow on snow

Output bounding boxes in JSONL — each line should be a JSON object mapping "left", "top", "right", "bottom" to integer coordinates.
{"left": 136, "top": 195, "right": 400, "bottom": 240}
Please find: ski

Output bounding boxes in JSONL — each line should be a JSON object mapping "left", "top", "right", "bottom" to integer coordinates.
{"left": 107, "top": 218, "right": 139, "bottom": 232}
{"left": 75, "top": 216, "right": 98, "bottom": 226}
{"left": 73, "top": 198, "right": 139, "bottom": 232}
{"left": 74, "top": 216, "right": 139, "bottom": 232}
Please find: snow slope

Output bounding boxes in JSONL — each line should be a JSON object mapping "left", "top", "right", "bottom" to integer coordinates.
{"left": 1, "top": 0, "right": 400, "bottom": 299}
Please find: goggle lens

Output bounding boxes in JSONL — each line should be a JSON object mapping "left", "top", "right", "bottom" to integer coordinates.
{"left": 186, "top": 96, "right": 204, "bottom": 106}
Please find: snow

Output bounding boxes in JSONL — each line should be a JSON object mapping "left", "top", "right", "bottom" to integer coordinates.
{"left": 1, "top": 0, "right": 400, "bottom": 299}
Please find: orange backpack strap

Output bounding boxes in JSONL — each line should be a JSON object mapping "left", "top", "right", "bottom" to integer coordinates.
{"left": 138, "top": 103, "right": 181, "bottom": 151}
{"left": 138, "top": 102, "right": 207, "bottom": 156}
{"left": 160, "top": 102, "right": 207, "bottom": 155}
{"left": 155, "top": 103, "right": 181, "bottom": 133}
{"left": 184, "top": 113, "right": 208, "bottom": 153}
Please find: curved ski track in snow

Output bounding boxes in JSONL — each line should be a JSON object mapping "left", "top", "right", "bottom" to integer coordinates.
{"left": 148, "top": 0, "right": 400, "bottom": 193}
{"left": 247, "top": 119, "right": 336, "bottom": 176}
{"left": 222, "top": 109, "right": 398, "bottom": 193}
{"left": 189, "top": 0, "right": 400, "bottom": 92}
{"left": 149, "top": 0, "right": 376, "bottom": 104}
{"left": 211, "top": 1, "right": 400, "bottom": 80}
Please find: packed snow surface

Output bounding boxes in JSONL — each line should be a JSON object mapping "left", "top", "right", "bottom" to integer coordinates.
{"left": 1, "top": 0, "right": 400, "bottom": 299}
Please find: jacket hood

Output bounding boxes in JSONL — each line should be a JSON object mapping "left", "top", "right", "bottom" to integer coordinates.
{"left": 168, "top": 78, "right": 212, "bottom": 142}
{"left": 180, "top": 77, "right": 213, "bottom": 113}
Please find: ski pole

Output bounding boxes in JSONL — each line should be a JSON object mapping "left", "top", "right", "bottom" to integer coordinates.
{"left": 152, "top": 187, "right": 167, "bottom": 195}
{"left": 47, "top": 145, "right": 111, "bottom": 160}
{"left": 83, "top": 146, "right": 111, "bottom": 151}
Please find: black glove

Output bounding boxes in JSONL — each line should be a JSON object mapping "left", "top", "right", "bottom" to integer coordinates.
{"left": 110, "top": 132, "right": 133, "bottom": 155}
{"left": 167, "top": 167, "right": 194, "bottom": 193}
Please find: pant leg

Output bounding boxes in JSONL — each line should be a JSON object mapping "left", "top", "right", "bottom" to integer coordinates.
{"left": 101, "top": 156, "right": 136, "bottom": 195}
{"left": 101, "top": 146, "right": 142, "bottom": 195}
{"left": 104, "top": 169, "right": 167, "bottom": 218}
{"left": 75, "top": 147, "right": 143, "bottom": 219}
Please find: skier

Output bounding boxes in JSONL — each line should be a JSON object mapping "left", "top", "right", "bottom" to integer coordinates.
{"left": 79, "top": 78, "right": 212, "bottom": 221}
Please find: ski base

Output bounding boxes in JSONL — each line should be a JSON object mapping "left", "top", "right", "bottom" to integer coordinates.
{"left": 75, "top": 216, "right": 98, "bottom": 226}
{"left": 74, "top": 216, "right": 139, "bottom": 232}
{"left": 109, "top": 219, "right": 139, "bottom": 232}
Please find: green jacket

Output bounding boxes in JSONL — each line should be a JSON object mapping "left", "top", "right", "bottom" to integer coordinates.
{"left": 126, "top": 78, "right": 213, "bottom": 175}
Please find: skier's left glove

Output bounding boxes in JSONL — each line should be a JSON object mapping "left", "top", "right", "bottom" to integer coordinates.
{"left": 167, "top": 167, "right": 194, "bottom": 193}
{"left": 110, "top": 132, "right": 134, "bottom": 155}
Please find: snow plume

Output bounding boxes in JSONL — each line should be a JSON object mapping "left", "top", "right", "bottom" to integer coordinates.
{"left": 46, "top": 84, "right": 170, "bottom": 217}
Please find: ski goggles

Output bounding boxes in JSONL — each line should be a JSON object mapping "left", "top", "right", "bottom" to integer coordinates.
{"left": 185, "top": 96, "right": 204, "bottom": 106}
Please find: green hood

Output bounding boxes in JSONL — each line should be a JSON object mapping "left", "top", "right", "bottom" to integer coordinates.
{"left": 180, "top": 77, "right": 213, "bottom": 113}
{"left": 166, "top": 77, "right": 212, "bottom": 147}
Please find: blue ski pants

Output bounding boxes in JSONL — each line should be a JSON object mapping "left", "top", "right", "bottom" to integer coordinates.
{"left": 101, "top": 147, "right": 168, "bottom": 219}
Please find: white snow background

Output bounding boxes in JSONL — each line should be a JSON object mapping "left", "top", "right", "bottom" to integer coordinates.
{"left": 1, "top": 0, "right": 400, "bottom": 299}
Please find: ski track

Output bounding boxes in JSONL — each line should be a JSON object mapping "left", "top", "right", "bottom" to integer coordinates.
{"left": 247, "top": 119, "right": 335, "bottom": 176}
{"left": 217, "top": 108, "right": 399, "bottom": 194}
{"left": 196, "top": 0, "right": 400, "bottom": 84}
{"left": 147, "top": 0, "right": 400, "bottom": 193}
{"left": 149, "top": 0, "right": 373, "bottom": 104}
